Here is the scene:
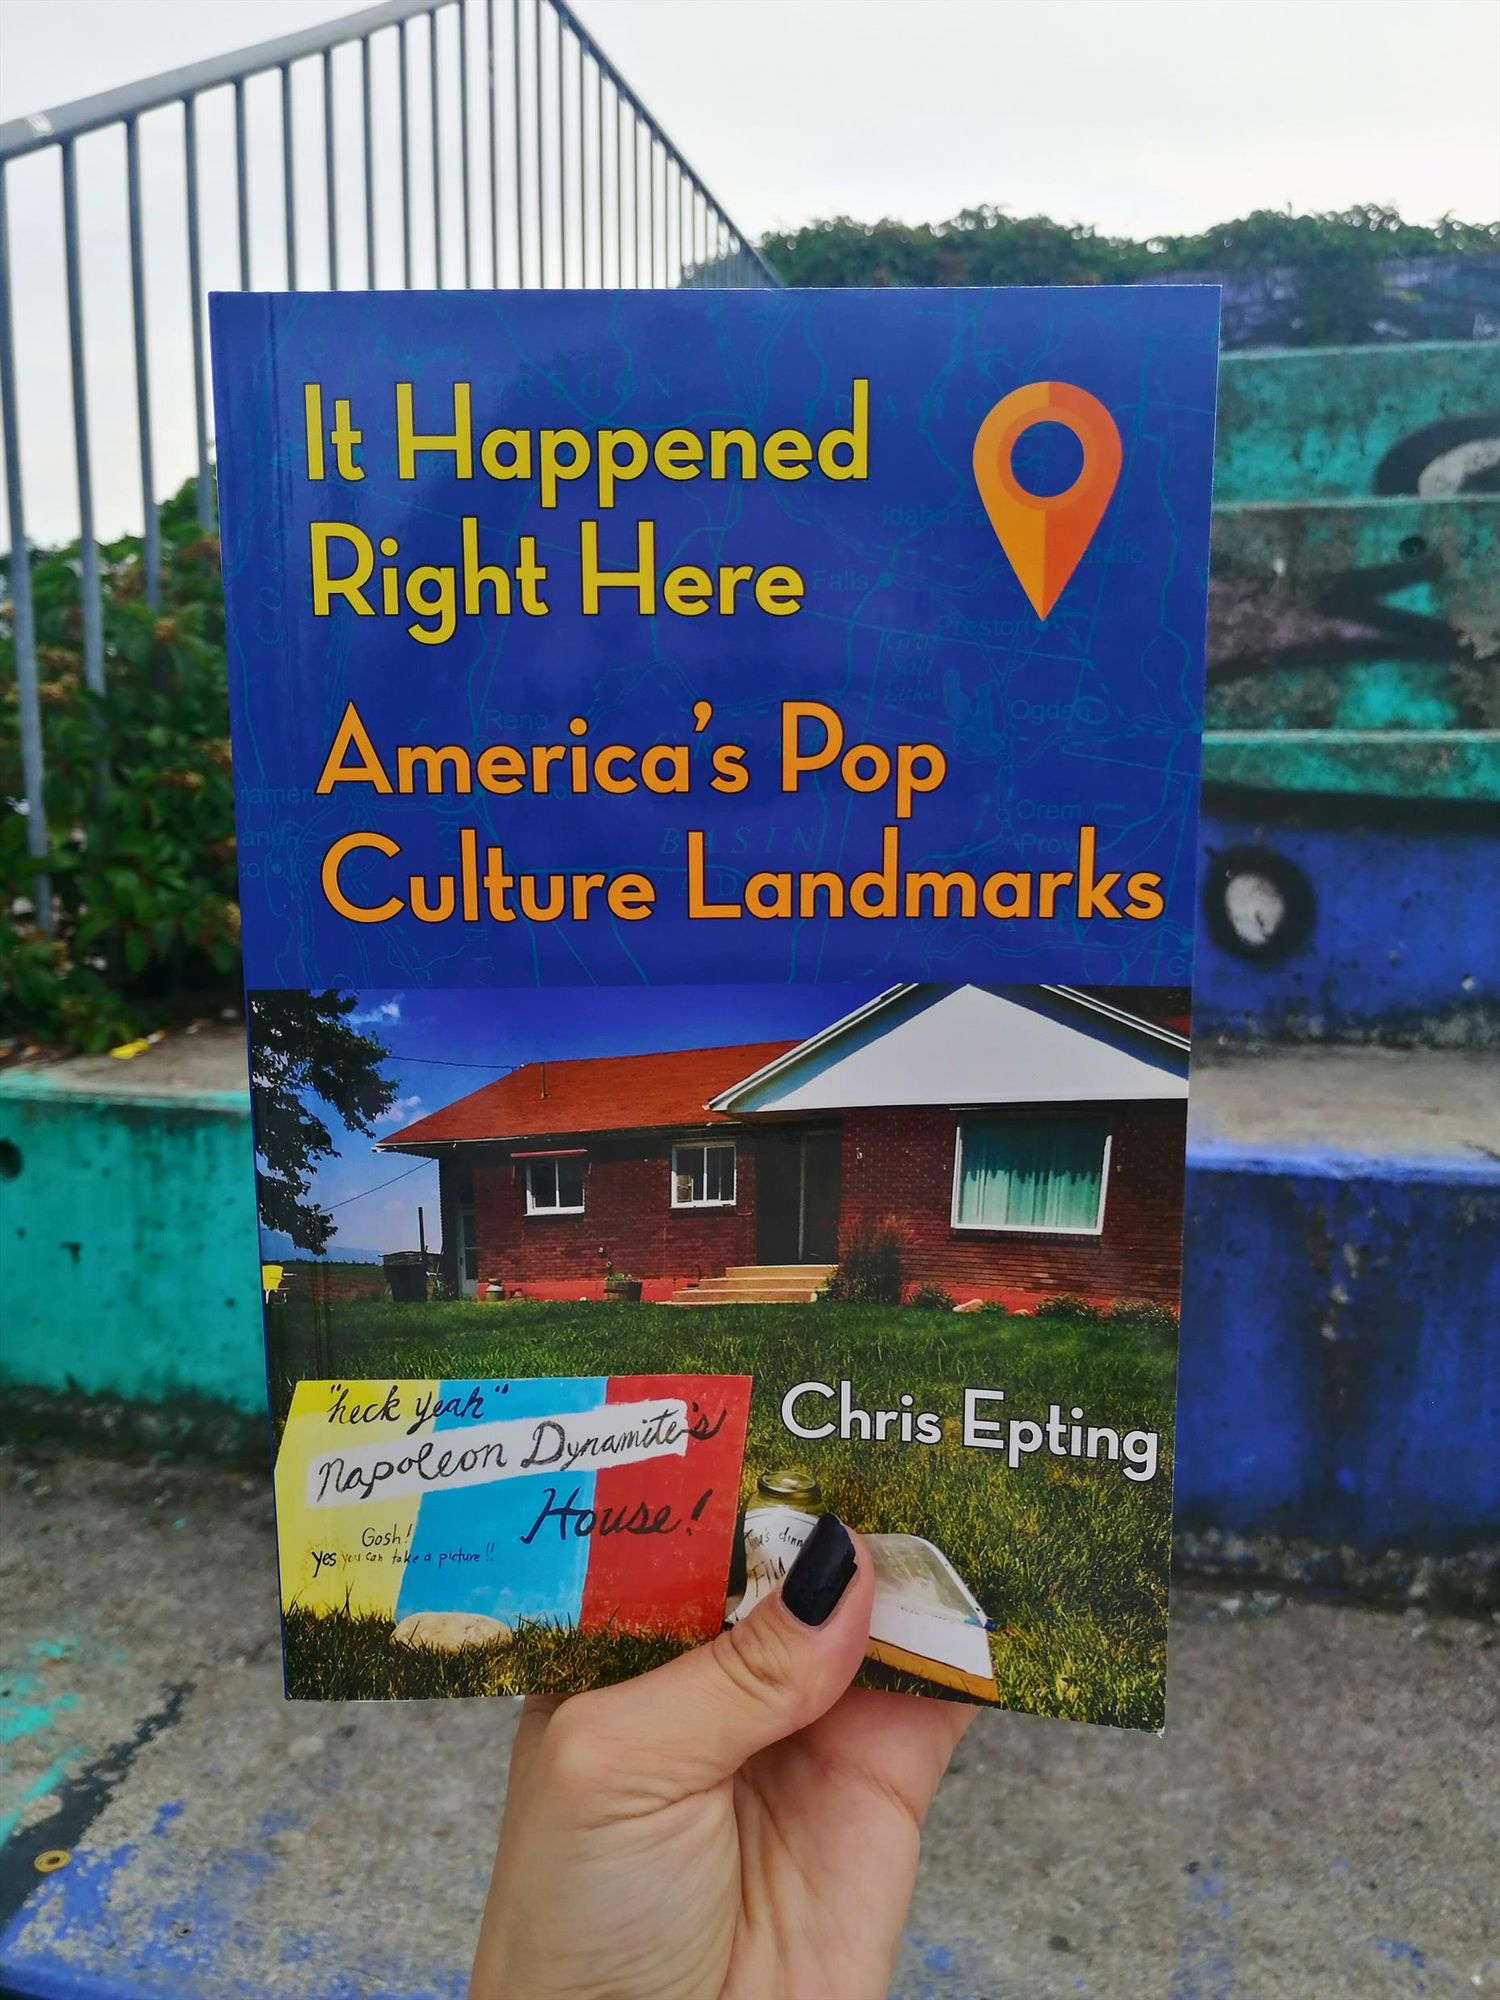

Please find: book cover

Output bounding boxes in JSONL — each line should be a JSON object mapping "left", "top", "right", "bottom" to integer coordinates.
{"left": 210, "top": 285, "right": 1218, "bottom": 1727}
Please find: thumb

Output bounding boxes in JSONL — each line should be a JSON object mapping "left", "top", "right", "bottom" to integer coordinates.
{"left": 570, "top": 1514, "right": 872, "bottom": 1800}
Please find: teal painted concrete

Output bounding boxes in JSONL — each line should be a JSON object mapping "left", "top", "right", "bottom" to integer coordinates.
{"left": 1205, "top": 341, "right": 1498, "bottom": 805}
{"left": 1202, "top": 727, "right": 1500, "bottom": 799}
{"left": 1214, "top": 341, "right": 1500, "bottom": 505}
{"left": 0, "top": 1074, "right": 265, "bottom": 1413}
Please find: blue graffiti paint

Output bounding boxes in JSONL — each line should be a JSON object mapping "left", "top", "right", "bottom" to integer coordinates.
{"left": 1195, "top": 811, "right": 1498, "bottom": 1042}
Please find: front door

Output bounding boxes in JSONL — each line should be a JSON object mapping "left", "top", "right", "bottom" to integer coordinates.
{"left": 455, "top": 1205, "right": 478, "bottom": 1297}
{"left": 798, "top": 1130, "right": 841, "bottom": 1263}
{"left": 756, "top": 1129, "right": 842, "bottom": 1264}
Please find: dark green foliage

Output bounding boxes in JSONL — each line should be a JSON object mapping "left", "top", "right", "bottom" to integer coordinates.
{"left": 273, "top": 1297, "right": 1177, "bottom": 1726}
{"left": 823, "top": 1218, "right": 905, "bottom": 1305}
{"left": 906, "top": 1283, "right": 956, "bottom": 1311}
{"left": 1108, "top": 1298, "right": 1181, "bottom": 1341}
{"left": 248, "top": 990, "right": 397, "bottom": 1252}
{"left": 762, "top": 204, "right": 1498, "bottom": 346}
{"left": 1036, "top": 1295, "right": 1108, "bottom": 1324}
{"left": 1, "top": 482, "right": 239, "bottom": 1051}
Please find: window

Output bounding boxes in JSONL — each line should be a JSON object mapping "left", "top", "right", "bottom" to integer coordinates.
{"left": 952, "top": 1118, "right": 1110, "bottom": 1235}
{"left": 672, "top": 1140, "right": 736, "bottom": 1208}
{"left": 525, "top": 1156, "right": 586, "bottom": 1215}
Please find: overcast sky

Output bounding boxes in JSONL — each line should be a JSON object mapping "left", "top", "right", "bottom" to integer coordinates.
{"left": 7, "top": 0, "right": 1496, "bottom": 236}
{"left": 2, "top": 0, "right": 1497, "bottom": 543}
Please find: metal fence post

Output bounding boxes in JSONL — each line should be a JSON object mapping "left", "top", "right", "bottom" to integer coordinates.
{"left": 61, "top": 141, "right": 105, "bottom": 693}
{"left": 0, "top": 168, "right": 51, "bottom": 930}
{"left": 125, "top": 119, "right": 162, "bottom": 612}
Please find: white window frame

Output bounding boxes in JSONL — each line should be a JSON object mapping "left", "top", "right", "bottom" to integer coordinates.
{"left": 524, "top": 1155, "right": 587, "bottom": 1216}
{"left": 950, "top": 1118, "right": 1112, "bottom": 1238}
{"left": 671, "top": 1139, "right": 737, "bottom": 1210}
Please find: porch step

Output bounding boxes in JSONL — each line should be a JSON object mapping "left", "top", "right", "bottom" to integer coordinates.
{"left": 722, "top": 1264, "right": 835, "bottom": 1280}
{"left": 667, "top": 1263, "right": 834, "bottom": 1306}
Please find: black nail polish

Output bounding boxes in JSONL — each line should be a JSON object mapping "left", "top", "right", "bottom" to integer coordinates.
{"left": 782, "top": 1513, "right": 857, "bottom": 1628}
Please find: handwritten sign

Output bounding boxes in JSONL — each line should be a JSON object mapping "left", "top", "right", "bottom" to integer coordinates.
{"left": 274, "top": 1374, "right": 752, "bottom": 1639}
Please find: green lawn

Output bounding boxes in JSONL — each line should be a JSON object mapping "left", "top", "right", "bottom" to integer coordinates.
{"left": 271, "top": 1299, "right": 1176, "bottom": 1729}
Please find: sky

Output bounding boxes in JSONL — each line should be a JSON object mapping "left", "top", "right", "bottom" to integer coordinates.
{"left": 276, "top": 981, "right": 881, "bottom": 1260}
{"left": 2, "top": 0, "right": 1496, "bottom": 546}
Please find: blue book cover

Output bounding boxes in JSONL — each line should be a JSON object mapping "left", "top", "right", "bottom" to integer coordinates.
{"left": 211, "top": 285, "right": 1218, "bottom": 1725}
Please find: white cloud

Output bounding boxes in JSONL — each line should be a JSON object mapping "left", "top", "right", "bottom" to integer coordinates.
{"left": 374, "top": 1094, "right": 423, "bottom": 1129}
{"left": 351, "top": 997, "right": 404, "bottom": 1027}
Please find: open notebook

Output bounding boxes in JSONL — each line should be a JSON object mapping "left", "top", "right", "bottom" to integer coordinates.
{"left": 728, "top": 1505, "right": 1000, "bottom": 1703}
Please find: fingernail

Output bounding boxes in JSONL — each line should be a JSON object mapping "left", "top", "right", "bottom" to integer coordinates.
{"left": 781, "top": 1513, "right": 857, "bottom": 1628}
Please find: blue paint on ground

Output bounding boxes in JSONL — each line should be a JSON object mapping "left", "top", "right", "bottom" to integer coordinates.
{"left": 1170, "top": 1860, "right": 1243, "bottom": 2000}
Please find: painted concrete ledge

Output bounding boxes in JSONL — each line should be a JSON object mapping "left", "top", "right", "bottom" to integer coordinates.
{"left": 2, "top": 1034, "right": 1497, "bottom": 1551}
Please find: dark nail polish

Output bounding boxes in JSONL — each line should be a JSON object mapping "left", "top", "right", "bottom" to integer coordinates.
{"left": 782, "top": 1513, "right": 857, "bottom": 1628}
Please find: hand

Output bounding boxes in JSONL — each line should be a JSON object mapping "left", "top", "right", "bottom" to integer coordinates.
{"left": 469, "top": 1515, "right": 974, "bottom": 2000}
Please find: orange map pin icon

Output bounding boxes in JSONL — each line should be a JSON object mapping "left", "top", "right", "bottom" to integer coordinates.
{"left": 972, "top": 382, "right": 1122, "bottom": 619}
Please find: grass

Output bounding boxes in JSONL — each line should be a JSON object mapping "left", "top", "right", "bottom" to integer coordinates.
{"left": 271, "top": 1300, "right": 1176, "bottom": 1729}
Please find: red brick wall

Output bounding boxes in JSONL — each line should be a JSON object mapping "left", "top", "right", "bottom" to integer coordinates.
{"left": 470, "top": 1134, "right": 757, "bottom": 1299}
{"left": 838, "top": 1103, "right": 1186, "bottom": 1308}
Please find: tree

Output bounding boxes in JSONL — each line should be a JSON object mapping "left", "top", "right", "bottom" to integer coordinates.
{"left": 248, "top": 989, "right": 398, "bottom": 1252}
{"left": 760, "top": 205, "right": 1499, "bottom": 347}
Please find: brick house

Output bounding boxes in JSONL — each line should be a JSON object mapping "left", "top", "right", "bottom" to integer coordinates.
{"left": 377, "top": 985, "right": 1189, "bottom": 1309}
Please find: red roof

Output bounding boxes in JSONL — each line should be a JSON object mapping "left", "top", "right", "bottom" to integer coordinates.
{"left": 382, "top": 1041, "right": 796, "bottom": 1149}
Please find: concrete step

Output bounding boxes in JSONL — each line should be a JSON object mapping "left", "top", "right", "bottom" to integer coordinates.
{"left": 722, "top": 1263, "right": 835, "bottom": 1279}
{"left": 688, "top": 1274, "right": 830, "bottom": 1293}
{"left": 667, "top": 1284, "right": 825, "bottom": 1306}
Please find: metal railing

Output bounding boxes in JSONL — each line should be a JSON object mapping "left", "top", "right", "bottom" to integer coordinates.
{"left": 0, "top": 0, "right": 777, "bottom": 929}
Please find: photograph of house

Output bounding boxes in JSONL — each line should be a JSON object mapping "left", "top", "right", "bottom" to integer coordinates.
{"left": 377, "top": 984, "right": 1190, "bottom": 1310}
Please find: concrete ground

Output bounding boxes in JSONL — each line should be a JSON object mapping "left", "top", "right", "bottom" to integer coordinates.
{"left": 2, "top": 1448, "right": 1496, "bottom": 2000}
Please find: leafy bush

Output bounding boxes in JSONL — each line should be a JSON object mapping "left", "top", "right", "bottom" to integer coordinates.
{"left": 823, "top": 1218, "right": 906, "bottom": 1305}
{"left": 763, "top": 204, "right": 1498, "bottom": 347}
{"left": 906, "top": 1282, "right": 955, "bottom": 1311}
{"left": 2, "top": 482, "right": 239, "bottom": 1051}
{"left": 1035, "top": 1295, "right": 1108, "bottom": 1324}
{"left": 1108, "top": 1299, "right": 1180, "bottom": 1340}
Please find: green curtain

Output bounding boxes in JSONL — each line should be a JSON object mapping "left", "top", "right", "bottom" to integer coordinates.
{"left": 957, "top": 1118, "right": 1108, "bottom": 1231}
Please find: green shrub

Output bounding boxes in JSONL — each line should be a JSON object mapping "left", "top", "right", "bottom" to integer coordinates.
{"left": 906, "top": 1282, "right": 955, "bottom": 1311}
{"left": 1, "top": 482, "right": 239, "bottom": 1052}
{"left": 1109, "top": 1299, "right": 1180, "bottom": 1340}
{"left": 763, "top": 205, "right": 1498, "bottom": 348}
{"left": 823, "top": 1218, "right": 905, "bottom": 1305}
{"left": 1035, "top": 1295, "right": 1108, "bottom": 1324}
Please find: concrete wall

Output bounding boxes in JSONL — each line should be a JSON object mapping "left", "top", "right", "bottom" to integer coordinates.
{"left": 0, "top": 1071, "right": 264, "bottom": 1414}
{"left": 1179, "top": 1147, "right": 1500, "bottom": 1550}
{"left": 1197, "top": 340, "right": 1499, "bottom": 1043}
{"left": 4, "top": 1077, "right": 1496, "bottom": 1552}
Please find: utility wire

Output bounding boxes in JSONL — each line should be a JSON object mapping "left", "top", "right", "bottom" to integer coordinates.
{"left": 326, "top": 1158, "right": 431, "bottom": 1210}
{"left": 378, "top": 1054, "right": 524, "bottom": 1070}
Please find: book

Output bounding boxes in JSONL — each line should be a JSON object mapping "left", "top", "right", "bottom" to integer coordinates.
{"left": 728, "top": 1505, "right": 1000, "bottom": 1704}
{"left": 210, "top": 284, "right": 1219, "bottom": 1727}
